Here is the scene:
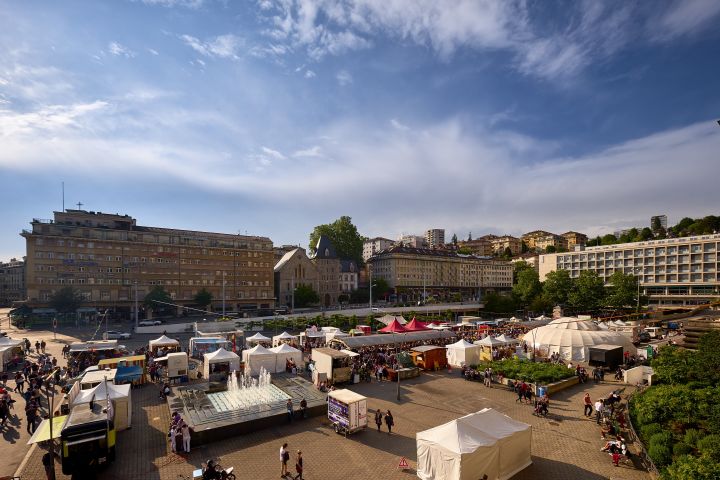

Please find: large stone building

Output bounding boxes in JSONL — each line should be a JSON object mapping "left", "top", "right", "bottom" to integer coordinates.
{"left": 522, "top": 230, "right": 567, "bottom": 252}
{"left": 274, "top": 247, "right": 320, "bottom": 308}
{"left": 425, "top": 229, "right": 445, "bottom": 249}
{"left": 312, "top": 236, "right": 342, "bottom": 307}
{"left": 397, "top": 234, "right": 428, "bottom": 248}
{"left": 367, "top": 245, "right": 512, "bottom": 301}
{"left": 21, "top": 210, "right": 275, "bottom": 315}
{"left": 339, "top": 260, "right": 359, "bottom": 293}
{"left": 0, "top": 258, "right": 26, "bottom": 306}
{"left": 457, "top": 237, "right": 494, "bottom": 256}
{"left": 362, "top": 237, "right": 394, "bottom": 262}
{"left": 490, "top": 235, "right": 522, "bottom": 256}
{"left": 561, "top": 231, "right": 588, "bottom": 250}
{"left": 538, "top": 233, "right": 720, "bottom": 306}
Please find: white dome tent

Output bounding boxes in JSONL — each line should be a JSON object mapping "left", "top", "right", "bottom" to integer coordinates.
{"left": 446, "top": 339, "right": 481, "bottom": 367}
{"left": 246, "top": 332, "right": 271, "bottom": 347}
{"left": 242, "top": 344, "right": 277, "bottom": 375}
{"left": 272, "top": 331, "right": 297, "bottom": 347}
{"left": 524, "top": 317, "right": 635, "bottom": 362}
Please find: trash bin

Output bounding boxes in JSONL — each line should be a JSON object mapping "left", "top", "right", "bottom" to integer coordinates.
{"left": 353, "top": 374, "right": 360, "bottom": 384}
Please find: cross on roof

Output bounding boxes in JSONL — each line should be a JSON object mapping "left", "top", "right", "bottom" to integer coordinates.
{"left": 77, "top": 202, "right": 83, "bottom": 209}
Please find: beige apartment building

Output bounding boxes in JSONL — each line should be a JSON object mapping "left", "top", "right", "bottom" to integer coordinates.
{"left": 0, "top": 258, "right": 26, "bottom": 306}
{"left": 21, "top": 210, "right": 275, "bottom": 315}
{"left": 457, "top": 238, "right": 493, "bottom": 256}
{"left": 362, "top": 237, "right": 394, "bottom": 262}
{"left": 561, "top": 231, "right": 588, "bottom": 250}
{"left": 425, "top": 229, "right": 445, "bottom": 249}
{"left": 367, "top": 245, "right": 512, "bottom": 300}
{"left": 522, "top": 230, "right": 567, "bottom": 252}
{"left": 538, "top": 233, "right": 720, "bottom": 306}
{"left": 491, "top": 235, "right": 522, "bottom": 256}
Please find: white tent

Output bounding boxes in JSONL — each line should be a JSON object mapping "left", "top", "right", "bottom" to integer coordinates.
{"left": 416, "top": 409, "right": 532, "bottom": 480}
{"left": 446, "top": 339, "right": 481, "bottom": 367}
{"left": 203, "top": 348, "right": 240, "bottom": 379}
{"left": 376, "top": 314, "right": 407, "bottom": 325}
{"left": 72, "top": 382, "right": 132, "bottom": 431}
{"left": 246, "top": 332, "right": 271, "bottom": 346}
{"left": 474, "top": 336, "right": 507, "bottom": 348}
{"left": 242, "top": 344, "right": 278, "bottom": 375}
{"left": 613, "top": 320, "right": 627, "bottom": 326}
{"left": 326, "top": 330, "right": 349, "bottom": 341}
{"left": 149, "top": 335, "right": 180, "bottom": 352}
{"left": 270, "top": 343, "right": 303, "bottom": 372}
{"left": 509, "top": 317, "right": 520, "bottom": 323}
{"left": 272, "top": 331, "right": 297, "bottom": 347}
{"left": 534, "top": 314, "right": 550, "bottom": 321}
{"left": 525, "top": 317, "right": 636, "bottom": 362}
{"left": 597, "top": 322, "right": 610, "bottom": 330}
{"left": 494, "top": 334, "right": 519, "bottom": 345}
{"left": 0, "top": 337, "right": 23, "bottom": 347}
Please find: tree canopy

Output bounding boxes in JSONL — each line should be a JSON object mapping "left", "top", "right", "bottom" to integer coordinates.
{"left": 144, "top": 285, "right": 172, "bottom": 311}
{"left": 604, "top": 271, "right": 638, "bottom": 309}
{"left": 513, "top": 268, "right": 541, "bottom": 305}
{"left": 309, "top": 216, "right": 365, "bottom": 265}
{"left": 193, "top": 288, "right": 213, "bottom": 309}
{"left": 49, "top": 286, "right": 84, "bottom": 313}
{"left": 568, "top": 270, "right": 605, "bottom": 310}
{"left": 542, "top": 269, "right": 572, "bottom": 306}
{"left": 294, "top": 284, "right": 319, "bottom": 308}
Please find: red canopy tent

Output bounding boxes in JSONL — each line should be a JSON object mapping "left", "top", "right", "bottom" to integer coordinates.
{"left": 404, "top": 318, "right": 429, "bottom": 331}
{"left": 378, "top": 319, "right": 407, "bottom": 333}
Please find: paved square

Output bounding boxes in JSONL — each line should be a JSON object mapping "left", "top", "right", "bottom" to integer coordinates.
{"left": 20, "top": 369, "right": 652, "bottom": 480}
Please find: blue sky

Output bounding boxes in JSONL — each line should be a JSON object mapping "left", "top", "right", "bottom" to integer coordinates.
{"left": 2, "top": 0, "right": 720, "bottom": 260}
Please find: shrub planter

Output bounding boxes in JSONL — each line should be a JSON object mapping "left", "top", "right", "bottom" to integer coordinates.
{"left": 499, "top": 375, "right": 578, "bottom": 396}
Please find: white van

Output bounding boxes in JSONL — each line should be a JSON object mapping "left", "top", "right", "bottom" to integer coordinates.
{"left": 644, "top": 327, "right": 663, "bottom": 339}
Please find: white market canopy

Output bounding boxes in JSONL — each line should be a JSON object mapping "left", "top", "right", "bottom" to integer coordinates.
{"left": 446, "top": 339, "right": 481, "bottom": 367}
{"left": 416, "top": 408, "right": 531, "bottom": 480}
{"left": 269, "top": 343, "right": 304, "bottom": 371}
{"left": 204, "top": 348, "right": 240, "bottom": 378}
{"left": 272, "top": 331, "right": 297, "bottom": 347}
{"left": 376, "top": 314, "right": 407, "bottom": 325}
{"left": 246, "top": 332, "right": 271, "bottom": 344}
{"left": 613, "top": 320, "right": 627, "bottom": 326}
{"left": 149, "top": 335, "right": 180, "bottom": 348}
{"left": 474, "top": 336, "right": 507, "bottom": 348}
{"left": 525, "top": 317, "right": 636, "bottom": 362}
{"left": 71, "top": 382, "right": 132, "bottom": 431}
{"left": 494, "top": 334, "right": 519, "bottom": 345}
{"left": 0, "top": 337, "right": 23, "bottom": 348}
{"left": 242, "top": 344, "right": 278, "bottom": 375}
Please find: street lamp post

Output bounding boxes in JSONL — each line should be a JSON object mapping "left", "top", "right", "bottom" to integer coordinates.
{"left": 392, "top": 331, "right": 401, "bottom": 401}
{"left": 222, "top": 272, "right": 226, "bottom": 319}
{"left": 46, "top": 385, "right": 56, "bottom": 480}
{"left": 369, "top": 265, "right": 373, "bottom": 311}
{"left": 134, "top": 280, "right": 139, "bottom": 331}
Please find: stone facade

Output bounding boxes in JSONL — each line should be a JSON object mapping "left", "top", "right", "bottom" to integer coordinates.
{"left": 0, "top": 258, "right": 25, "bottom": 306}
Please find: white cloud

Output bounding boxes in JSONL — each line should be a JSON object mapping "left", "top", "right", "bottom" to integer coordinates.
{"left": 261, "top": 146, "right": 287, "bottom": 160}
{"left": 390, "top": 119, "right": 409, "bottom": 131}
{"left": 0, "top": 101, "right": 108, "bottom": 137}
{"left": 336, "top": 69, "right": 352, "bottom": 86}
{"left": 181, "top": 34, "right": 243, "bottom": 59}
{"left": 0, "top": 65, "right": 73, "bottom": 101}
{"left": 292, "top": 145, "right": 322, "bottom": 157}
{"left": 136, "top": 0, "right": 205, "bottom": 8}
{"left": 108, "top": 41, "right": 136, "bottom": 58}
{"left": 304, "top": 69, "right": 316, "bottom": 78}
{"left": 651, "top": 0, "right": 720, "bottom": 40}
{"left": 147, "top": 48, "right": 160, "bottom": 55}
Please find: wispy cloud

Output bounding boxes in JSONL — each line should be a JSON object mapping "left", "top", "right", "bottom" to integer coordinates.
{"left": 261, "top": 146, "right": 286, "bottom": 160}
{"left": 292, "top": 145, "right": 322, "bottom": 158}
{"left": 181, "top": 34, "right": 243, "bottom": 59}
{"left": 336, "top": 69, "right": 352, "bottom": 86}
{"left": 390, "top": 119, "right": 409, "bottom": 131}
{"left": 304, "top": 69, "right": 316, "bottom": 78}
{"left": 650, "top": 0, "right": 720, "bottom": 41}
{"left": 147, "top": 48, "right": 160, "bottom": 56}
{"left": 135, "top": 0, "right": 205, "bottom": 8}
{"left": 108, "top": 41, "right": 136, "bottom": 58}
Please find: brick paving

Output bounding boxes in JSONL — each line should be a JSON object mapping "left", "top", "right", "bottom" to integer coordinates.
{"left": 18, "top": 367, "right": 653, "bottom": 480}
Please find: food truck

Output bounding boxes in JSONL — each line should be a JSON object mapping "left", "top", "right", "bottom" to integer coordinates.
{"left": 312, "top": 348, "right": 352, "bottom": 384}
{"left": 61, "top": 399, "right": 116, "bottom": 475}
{"left": 327, "top": 389, "right": 367, "bottom": 436}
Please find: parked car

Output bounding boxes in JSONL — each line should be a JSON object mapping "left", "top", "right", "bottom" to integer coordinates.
{"left": 635, "top": 331, "right": 651, "bottom": 344}
{"left": 103, "top": 330, "right": 131, "bottom": 340}
{"left": 138, "top": 320, "right": 162, "bottom": 326}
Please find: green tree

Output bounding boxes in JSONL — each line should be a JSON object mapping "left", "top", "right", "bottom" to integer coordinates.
{"left": 545, "top": 245, "right": 556, "bottom": 253}
{"left": 451, "top": 233, "right": 458, "bottom": 245}
{"left": 542, "top": 269, "right": 572, "bottom": 306}
{"left": 193, "top": 288, "right": 213, "bottom": 309}
{"left": 695, "top": 330, "right": 720, "bottom": 385}
{"left": 49, "top": 286, "right": 84, "bottom": 314}
{"left": 638, "top": 227, "right": 654, "bottom": 241}
{"left": 513, "top": 261, "right": 533, "bottom": 284}
{"left": 662, "top": 454, "right": 720, "bottom": 480}
{"left": 457, "top": 246, "right": 473, "bottom": 255}
{"left": 143, "top": 285, "right": 172, "bottom": 312}
{"left": 513, "top": 268, "right": 541, "bottom": 305}
{"left": 568, "top": 270, "right": 605, "bottom": 310}
{"left": 308, "top": 216, "right": 365, "bottom": 265}
{"left": 294, "top": 284, "right": 319, "bottom": 308}
{"left": 372, "top": 277, "right": 390, "bottom": 299}
{"left": 529, "top": 295, "right": 552, "bottom": 314}
{"left": 483, "top": 292, "right": 516, "bottom": 313}
{"left": 604, "top": 271, "right": 638, "bottom": 309}
{"left": 503, "top": 246, "right": 513, "bottom": 258}
{"left": 651, "top": 216, "right": 663, "bottom": 233}
{"left": 521, "top": 241, "right": 529, "bottom": 253}
{"left": 467, "top": 232, "right": 472, "bottom": 241}
{"left": 651, "top": 345, "right": 695, "bottom": 384}
{"left": 601, "top": 233, "right": 617, "bottom": 245}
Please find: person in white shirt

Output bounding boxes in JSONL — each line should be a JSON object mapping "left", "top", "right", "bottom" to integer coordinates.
{"left": 169, "top": 426, "right": 177, "bottom": 453}
{"left": 594, "top": 400, "right": 604, "bottom": 425}
{"left": 280, "top": 442, "right": 289, "bottom": 477}
{"left": 181, "top": 423, "right": 191, "bottom": 453}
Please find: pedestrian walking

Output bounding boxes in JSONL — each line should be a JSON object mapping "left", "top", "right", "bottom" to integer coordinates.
{"left": 583, "top": 393, "right": 593, "bottom": 417}
{"left": 294, "top": 450, "right": 303, "bottom": 480}
{"left": 40, "top": 340, "right": 47, "bottom": 354}
{"left": 280, "top": 442, "right": 290, "bottom": 477}
{"left": 374, "top": 410, "right": 383, "bottom": 432}
{"left": 25, "top": 400, "right": 38, "bottom": 434}
{"left": 286, "top": 398, "right": 293, "bottom": 422}
{"left": 35, "top": 341, "right": 41, "bottom": 354}
{"left": 384, "top": 410, "right": 394, "bottom": 434}
{"left": 594, "top": 399, "right": 604, "bottom": 425}
{"left": 181, "top": 423, "right": 191, "bottom": 453}
{"left": 299, "top": 398, "right": 307, "bottom": 419}
{"left": 14, "top": 372, "right": 24, "bottom": 393}
{"left": 42, "top": 450, "right": 55, "bottom": 480}
{"left": 169, "top": 426, "right": 177, "bottom": 453}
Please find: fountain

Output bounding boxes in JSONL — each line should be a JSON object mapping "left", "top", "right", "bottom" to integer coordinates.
{"left": 206, "top": 366, "right": 291, "bottom": 415}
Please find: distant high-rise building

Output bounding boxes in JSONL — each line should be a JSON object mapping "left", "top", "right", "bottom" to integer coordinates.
{"left": 397, "top": 235, "right": 427, "bottom": 249}
{"left": 651, "top": 215, "right": 668, "bottom": 231}
{"left": 363, "top": 237, "right": 394, "bottom": 262}
{"left": 425, "top": 229, "right": 445, "bottom": 248}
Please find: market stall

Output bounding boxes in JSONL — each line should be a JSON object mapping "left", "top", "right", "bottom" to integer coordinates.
{"left": 299, "top": 329, "right": 326, "bottom": 348}
{"left": 311, "top": 347, "right": 352, "bottom": 384}
{"left": 246, "top": 332, "right": 271, "bottom": 347}
{"left": 446, "top": 339, "right": 481, "bottom": 367}
{"left": 241, "top": 344, "right": 277, "bottom": 375}
{"left": 203, "top": 348, "right": 240, "bottom": 381}
{"left": 416, "top": 408, "right": 531, "bottom": 480}
{"left": 148, "top": 335, "right": 180, "bottom": 355}
{"left": 188, "top": 337, "right": 230, "bottom": 359}
{"left": 0, "top": 337, "right": 24, "bottom": 372}
{"left": 270, "top": 343, "right": 303, "bottom": 373}
{"left": 98, "top": 355, "right": 147, "bottom": 385}
{"left": 410, "top": 345, "right": 447, "bottom": 370}
{"left": 272, "top": 331, "right": 297, "bottom": 347}
{"left": 71, "top": 382, "right": 132, "bottom": 431}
